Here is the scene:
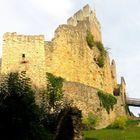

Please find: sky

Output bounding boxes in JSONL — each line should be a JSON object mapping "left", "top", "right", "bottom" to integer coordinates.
{"left": 0, "top": 0, "right": 140, "bottom": 115}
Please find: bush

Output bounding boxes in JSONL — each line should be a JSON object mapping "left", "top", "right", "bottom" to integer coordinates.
{"left": 108, "top": 116, "right": 127, "bottom": 129}
{"left": 97, "top": 55, "right": 104, "bottom": 68}
{"left": 95, "top": 41, "right": 107, "bottom": 68}
{"left": 82, "top": 113, "right": 98, "bottom": 130}
{"left": 86, "top": 30, "right": 95, "bottom": 49}
{"left": 96, "top": 41, "right": 107, "bottom": 56}
{"left": 97, "top": 91, "right": 117, "bottom": 114}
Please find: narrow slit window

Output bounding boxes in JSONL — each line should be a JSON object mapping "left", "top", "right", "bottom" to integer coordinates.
{"left": 22, "top": 54, "right": 25, "bottom": 58}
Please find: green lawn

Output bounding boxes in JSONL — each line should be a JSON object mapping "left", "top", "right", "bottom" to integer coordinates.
{"left": 84, "top": 120, "right": 140, "bottom": 140}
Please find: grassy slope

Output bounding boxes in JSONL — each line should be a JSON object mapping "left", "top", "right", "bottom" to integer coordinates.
{"left": 84, "top": 120, "right": 140, "bottom": 140}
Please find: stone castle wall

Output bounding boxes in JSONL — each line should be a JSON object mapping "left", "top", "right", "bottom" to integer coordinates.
{"left": 63, "top": 81, "right": 126, "bottom": 128}
{"left": 45, "top": 22, "right": 116, "bottom": 93}
{"left": 1, "top": 5, "right": 117, "bottom": 94}
{"left": 44, "top": 5, "right": 117, "bottom": 93}
{"left": 0, "top": 4, "right": 126, "bottom": 123}
{"left": 1, "top": 32, "right": 47, "bottom": 87}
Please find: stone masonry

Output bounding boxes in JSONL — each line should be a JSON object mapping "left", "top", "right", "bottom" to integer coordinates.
{"left": 1, "top": 32, "right": 46, "bottom": 87}
{"left": 1, "top": 5, "right": 117, "bottom": 93}
{"left": 0, "top": 5, "right": 127, "bottom": 124}
{"left": 63, "top": 81, "right": 126, "bottom": 128}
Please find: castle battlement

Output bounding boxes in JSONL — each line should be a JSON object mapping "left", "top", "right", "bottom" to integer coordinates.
{"left": 67, "top": 4, "right": 101, "bottom": 29}
{"left": 3, "top": 32, "right": 44, "bottom": 43}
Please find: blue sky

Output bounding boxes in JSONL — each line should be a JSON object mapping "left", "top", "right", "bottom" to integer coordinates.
{"left": 0, "top": 0, "right": 140, "bottom": 115}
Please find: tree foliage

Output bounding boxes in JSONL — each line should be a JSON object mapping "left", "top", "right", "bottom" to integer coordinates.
{"left": 45, "top": 72, "right": 64, "bottom": 112}
{"left": 0, "top": 72, "right": 52, "bottom": 140}
{"left": 43, "top": 73, "right": 63, "bottom": 112}
{"left": 40, "top": 73, "right": 64, "bottom": 133}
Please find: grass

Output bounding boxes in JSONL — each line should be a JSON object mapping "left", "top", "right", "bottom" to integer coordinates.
{"left": 84, "top": 119, "right": 140, "bottom": 140}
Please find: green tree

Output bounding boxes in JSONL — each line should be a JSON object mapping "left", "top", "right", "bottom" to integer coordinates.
{"left": 40, "top": 73, "right": 64, "bottom": 133}
{"left": 0, "top": 72, "right": 50, "bottom": 140}
{"left": 45, "top": 72, "right": 64, "bottom": 112}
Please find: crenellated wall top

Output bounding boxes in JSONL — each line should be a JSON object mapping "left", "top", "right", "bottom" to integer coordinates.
{"left": 3, "top": 32, "right": 44, "bottom": 43}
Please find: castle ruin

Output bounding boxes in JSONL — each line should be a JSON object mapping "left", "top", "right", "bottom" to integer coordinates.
{"left": 1, "top": 5, "right": 117, "bottom": 92}
{"left": 0, "top": 5, "right": 127, "bottom": 126}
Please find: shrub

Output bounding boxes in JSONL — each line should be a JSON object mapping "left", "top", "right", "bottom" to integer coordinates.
{"left": 86, "top": 30, "right": 95, "bottom": 49}
{"left": 95, "top": 41, "right": 107, "bottom": 56}
{"left": 97, "top": 55, "right": 104, "bottom": 68}
{"left": 109, "top": 116, "right": 127, "bottom": 129}
{"left": 95, "top": 41, "right": 107, "bottom": 68}
{"left": 82, "top": 113, "right": 98, "bottom": 130}
{"left": 97, "top": 91, "right": 117, "bottom": 114}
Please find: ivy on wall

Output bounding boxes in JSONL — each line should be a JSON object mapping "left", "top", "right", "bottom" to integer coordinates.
{"left": 97, "top": 90, "right": 117, "bottom": 114}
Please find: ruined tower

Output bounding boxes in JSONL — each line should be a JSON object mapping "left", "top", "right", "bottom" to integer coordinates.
{"left": 67, "top": 4, "right": 102, "bottom": 42}
{"left": 1, "top": 32, "right": 46, "bottom": 87}
{"left": 45, "top": 4, "right": 116, "bottom": 93}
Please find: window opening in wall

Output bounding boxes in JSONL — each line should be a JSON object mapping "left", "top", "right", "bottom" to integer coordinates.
{"left": 21, "top": 53, "right": 28, "bottom": 64}
{"left": 22, "top": 54, "right": 25, "bottom": 58}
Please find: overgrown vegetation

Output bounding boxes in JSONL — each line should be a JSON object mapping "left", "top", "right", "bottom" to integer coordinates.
{"left": 86, "top": 31, "right": 108, "bottom": 67}
{"left": 82, "top": 112, "right": 98, "bottom": 130}
{"left": 39, "top": 73, "right": 83, "bottom": 139}
{"left": 107, "top": 116, "right": 127, "bottom": 129}
{"left": 86, "top": 30, "right": 95, "bottom": 49}
{"left": 84, "top": 119, "right": 140, "bottom": 140}
{"left": 96, "top": 41, "right": 107, "bottom": 56}
{"left": 44, "top": 72, "right": 64, "bottom": 112}
{"left": 39, "top": 72, "right": 64, "bottom": 134}
{"left": 97, "top": 91, "right": 117, "bottom": 114}
{"left": 95, "top": 41, "right": 107, "bottom": 68}
{"left": 97, "top": 55, "right": 104, "bottom": 68}
{"left": 0, "top": 72, "right": 53, "bottom": 140}
{"left": 0, "top": 72, "right": 83, "bottom": 140}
